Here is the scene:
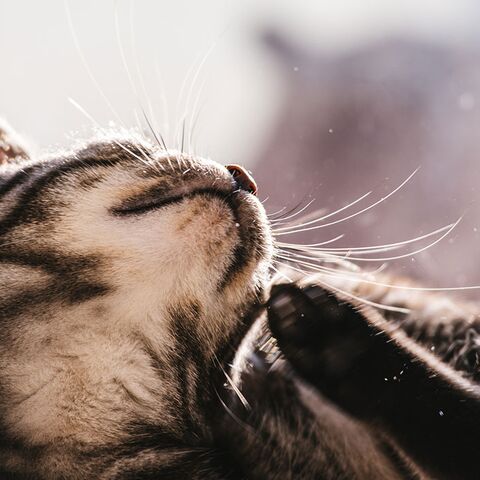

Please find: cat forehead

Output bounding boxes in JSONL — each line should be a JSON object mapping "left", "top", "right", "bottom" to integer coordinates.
{"left": 1, "top": 134, "right": 231, "bottom": 198}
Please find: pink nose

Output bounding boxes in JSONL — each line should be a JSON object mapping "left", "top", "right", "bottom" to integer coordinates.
{"left": 226, "top": 164, "right": 258, "bottom": 195}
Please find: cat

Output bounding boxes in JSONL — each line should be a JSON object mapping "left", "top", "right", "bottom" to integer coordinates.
{"left": 0, "top": 119, "right": 479, "bottom": 479}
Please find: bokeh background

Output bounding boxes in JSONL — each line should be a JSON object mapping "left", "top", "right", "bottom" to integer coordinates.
{"left": 2, "top": 0, "right": 480, "bottom": 292}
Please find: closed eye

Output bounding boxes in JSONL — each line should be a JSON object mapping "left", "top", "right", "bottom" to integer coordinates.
{"left": 111, "top": 187, "right": 233, "bottom": 217}
{"left": 111, "top": 193, "right": 186, "bottom": 216}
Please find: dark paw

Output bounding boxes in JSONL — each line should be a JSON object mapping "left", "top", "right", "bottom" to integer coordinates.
{"left": 267, "top": 284, "right": 376, "bottom": 391}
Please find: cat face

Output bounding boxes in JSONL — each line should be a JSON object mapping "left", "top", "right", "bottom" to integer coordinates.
{"left": 0, "top": 130, "right": 272, "bottom": 475}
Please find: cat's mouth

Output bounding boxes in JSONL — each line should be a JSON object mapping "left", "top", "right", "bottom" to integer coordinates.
{"left": 219, "top": 190, "right": 268, "bottom": 289}
{"left": 220, "top": 164, "right": 271, "bottom": 287}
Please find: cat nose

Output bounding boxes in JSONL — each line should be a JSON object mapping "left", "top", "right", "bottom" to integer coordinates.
{"left": 226, "top": 164, "right": 258, "bottom": 195}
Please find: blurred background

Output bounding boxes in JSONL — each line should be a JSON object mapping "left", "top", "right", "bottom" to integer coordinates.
{"left": 2, "top": 0, "right": 480, "bottom": 293}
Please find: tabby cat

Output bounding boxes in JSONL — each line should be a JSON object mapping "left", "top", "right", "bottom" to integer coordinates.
{"left": 0, "top": 120, "right": 479, "bottom": 479}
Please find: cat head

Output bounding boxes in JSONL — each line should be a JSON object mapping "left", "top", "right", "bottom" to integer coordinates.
{"left": 0, "top": 122, "right": 273, "bottom": 476}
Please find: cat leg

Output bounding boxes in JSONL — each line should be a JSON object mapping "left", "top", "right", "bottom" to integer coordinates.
{"left": 267, "top": 283, "right": 480, "bottom": 480}
{"left": 306, "top": 272, "right": 480, "bottom": 379}
{"left": 215, "top": 347, "right": 404, "bottom": 480}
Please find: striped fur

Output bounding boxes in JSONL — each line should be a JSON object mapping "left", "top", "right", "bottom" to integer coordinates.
{"left": 0, "top": 125, "right": 272, "bottom": 478}
{"left": 1, "top": 121, "right": 479, "bottom": 479}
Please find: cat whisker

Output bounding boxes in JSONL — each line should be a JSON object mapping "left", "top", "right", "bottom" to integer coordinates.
{"left": 68, "top": 98, "right": 153, "bottom": 170}
{"left": 276, "top": 253, "right": 480, "bottom": 293}
{"left": 154, "top": 59, "right": 171, "bottom": 143}
{"left": 276, "top": 250, "right": 390, "bottom": 277}
{"left": 65, "top": 0, "right": 124, "bottom": 127}
{"left": 188, "top": 75, "right": 209, "bottom": 154}
{"left": 275, "top": 260, "right": 411, "bottom": 313}
{"left": 127, "top": 0, "right": 167, "bottom": 148}
{"left": 213, "top": 353, "right": 250, "bottom": 410}
{"left": 132, "top": 110, "right": 148, "bottom": 146}
{"left": 266, "top": 206, "right": 286, "bottom": 218}
{"left": 142, "top": 107, "right": 171, "bottom": 166}
{"left": 276, "top": 234, "right": 345, "bottom": 249}
{"left": 276, "top": 222, "right": 455, "bottom": 255}
{"left": 269, "top": 199, "right": 316, "bottom": 225}
{"left": 141, "top": 109, "right": 168, "bottom": 151}
{"left": 275, "top": 253, "right": 360, "bottom": 277}
{"left": 174, "top": 52, "right": 204, "bottom": 148}
{"left": 141, "top": 108, "right": 171, "bottom": 174}
{"left": 182, "top": 40, "right": 218, "bottom": 154}
{"left": 66, "top": 1, "right": 155, "bottom": 170}
{"left": 275, "top": 169, "right": 419, "bottom": 235}
{"left": 181, "top": 117, "right": 186, "bottom": 154}
{"left": 267, "top": 197, "right": 313, "bottom": 221}
{"left": 174, "top": 43, "right": 212, "bottom": 153}
{"left": 319, "top": 218, "right": 459, "bottom": 263}
{"left": 114, "top": 1, "right": 168, "bottom": 174}
{"left": 214, "top": 387, "right": 257, "bottom": 436}
{"left": 269, "top": 264, "right": 294, "bottom": 282}
{"left": 279, "top": 246, "right": 386, "bottom": 259}
{"left": 273, "top": 190, "right": 372, "bottom": 230}
{"left": 284, "top": 251, "right": 359, "bottom": 271}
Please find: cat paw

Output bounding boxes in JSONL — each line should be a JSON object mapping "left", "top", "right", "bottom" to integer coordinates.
{"left": 267, "top": 284, "right": 376, "bottom": 396}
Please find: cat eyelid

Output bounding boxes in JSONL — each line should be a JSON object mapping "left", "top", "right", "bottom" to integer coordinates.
{"left": 110, "top": 187, "right": 233, "bottom": 217}
{"left": 110, "top": 193, "right": 185, "bottom": 216}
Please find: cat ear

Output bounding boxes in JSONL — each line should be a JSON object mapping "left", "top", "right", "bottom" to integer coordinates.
{"left": 0, "top": 118, "right": 31, "bottom": 165}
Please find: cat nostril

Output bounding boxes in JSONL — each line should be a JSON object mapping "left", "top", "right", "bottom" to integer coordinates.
{"left": 226, "top": 164, "right": 258, "bottom": 195}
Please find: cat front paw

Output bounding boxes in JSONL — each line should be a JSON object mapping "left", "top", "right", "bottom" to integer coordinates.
{"left": 267, "top": 283, "right": 379, "bottom": 412}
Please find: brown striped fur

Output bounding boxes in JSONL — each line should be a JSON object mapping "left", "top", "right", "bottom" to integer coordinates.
{"left": 1, "top": 121, "right": 479, "bottom": 479}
